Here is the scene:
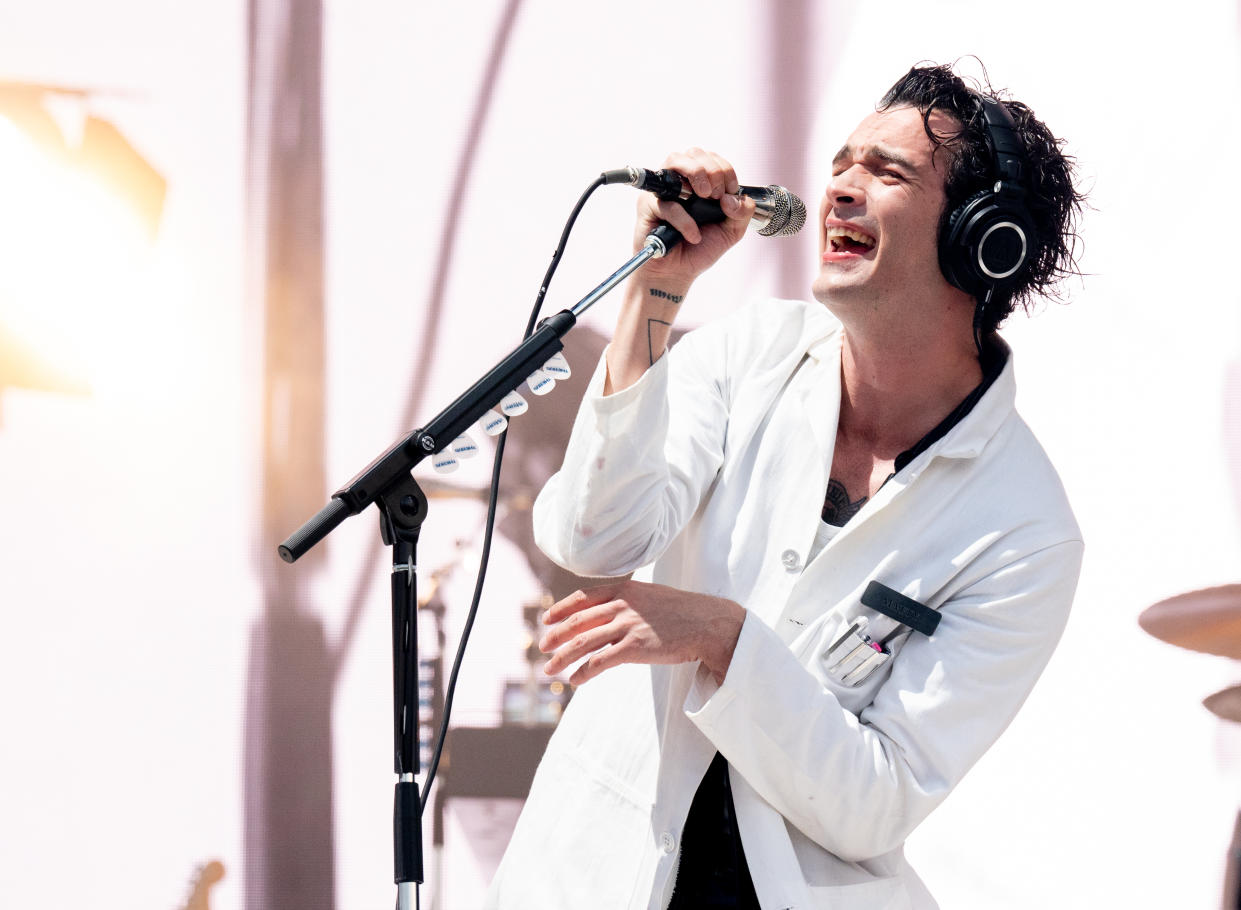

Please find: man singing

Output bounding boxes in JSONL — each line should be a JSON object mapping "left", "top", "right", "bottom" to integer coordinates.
{"left": 486, "top": 62, "right": 1085, "bottom": 909}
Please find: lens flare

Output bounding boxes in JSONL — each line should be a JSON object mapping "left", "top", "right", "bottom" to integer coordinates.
{"left": 0, "top": 114, "right": 157, "bottom": 401}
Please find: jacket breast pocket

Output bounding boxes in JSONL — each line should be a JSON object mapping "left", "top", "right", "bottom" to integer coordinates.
{"left": 813, "top": 580, "right": 938, "bottom": 690}
{"left": 820, "top": 614, "right": 893, "bottom": 687}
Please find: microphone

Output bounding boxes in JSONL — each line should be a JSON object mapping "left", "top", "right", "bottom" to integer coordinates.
{"left": 602, "top": 166, "right": 806, "bottom": 237}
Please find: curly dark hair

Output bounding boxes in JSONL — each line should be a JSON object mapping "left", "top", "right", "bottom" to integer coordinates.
{"left": 878, "top": 63, "right": 1085, "bottom": 335}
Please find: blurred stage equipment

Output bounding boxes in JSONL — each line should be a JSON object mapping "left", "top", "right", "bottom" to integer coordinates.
{"left": 425, "top": 595, "right": 570, "bottom": 910}
{"left": 1139, "top": 584, "right": 1241, "bottom": 909}
{"left": 504, "top": 596, "right": 572, "bottom": 725}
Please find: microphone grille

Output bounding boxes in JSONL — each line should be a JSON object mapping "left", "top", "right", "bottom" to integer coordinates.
{"left": 757, "top": 186, "right": 807, "bottom": 237}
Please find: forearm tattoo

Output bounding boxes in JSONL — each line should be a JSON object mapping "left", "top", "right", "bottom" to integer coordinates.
{"left": 648, "top": 288, "right": 684, "bottom": 304}
{"left": 822, "top": 478, "right": 866, "bottom": 526}
{"left": 647, "top": 318, "right": 672, "bottom": 365}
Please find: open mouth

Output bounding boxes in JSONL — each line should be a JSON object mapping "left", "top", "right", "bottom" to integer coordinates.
{"left": 826, "top": 226, "right": 876, "bottom": 254}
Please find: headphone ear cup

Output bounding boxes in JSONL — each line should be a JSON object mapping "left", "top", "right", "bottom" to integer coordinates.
{"left": 940, "top": 190, "right": 994, "bottom": 295}
{"left": 939, "top": 189, "right": 1036, "bottom": 296}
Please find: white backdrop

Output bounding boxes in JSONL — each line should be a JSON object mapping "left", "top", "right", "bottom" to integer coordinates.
{"left": 2, "top": 1, "right": 1240, "bottom": 908}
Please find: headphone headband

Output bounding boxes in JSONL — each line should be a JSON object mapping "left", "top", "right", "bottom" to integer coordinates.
{"left": 974, "top": 93, "right": 1026, "bottom": 186}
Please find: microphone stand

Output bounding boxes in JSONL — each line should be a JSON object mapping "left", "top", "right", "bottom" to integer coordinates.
{"left": 278, "top": 224, "right": 683, "bottom": 910}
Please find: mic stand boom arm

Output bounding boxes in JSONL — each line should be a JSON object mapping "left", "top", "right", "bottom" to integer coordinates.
{"left": 277, "top": 224, "right": 681, "bottom": 565}
{"left": 276, "top": 223, "right": 682, "bottom": 910}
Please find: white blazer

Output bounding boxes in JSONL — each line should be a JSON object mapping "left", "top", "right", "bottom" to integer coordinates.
{"left": 486, "top": 299, "right": 1082, "bottom": 910}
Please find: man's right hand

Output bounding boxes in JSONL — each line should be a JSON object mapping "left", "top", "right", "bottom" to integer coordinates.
{"left": 603, "top": 148, "right": 753, "bottom": 394}
{"left": 632, "top": 147, "right": 755, "bottom": 289}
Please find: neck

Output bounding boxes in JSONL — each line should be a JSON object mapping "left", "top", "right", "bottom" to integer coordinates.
{"left": 834, "top": 305, "right": 984, "bottom": 455}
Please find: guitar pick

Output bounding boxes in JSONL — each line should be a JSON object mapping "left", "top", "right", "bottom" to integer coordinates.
{"left": 478, "top": 409, "right": 508, "bottom": 436}
{"left": 500, "top": 390, "right": 529, "bottom": 416}
{"left": 452, "top": 433, "right": 479, "bottom": 458}
{"left": 432, "top": 450, "right": 459, "bottom": 473}
{"left": 526, "top": 369, "right": 555, "bottom": 396}
{"left": 542, "top": 351, "right": 571, "bottom": 379}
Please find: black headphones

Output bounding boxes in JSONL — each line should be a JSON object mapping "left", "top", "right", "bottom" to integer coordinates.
{"left": 938, "top": 92, "right": 1037, "bottom": 308}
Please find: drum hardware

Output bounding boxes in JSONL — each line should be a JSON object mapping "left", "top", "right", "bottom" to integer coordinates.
{"left": 1139, "top": 584, "right": 1241, "bottom": 909}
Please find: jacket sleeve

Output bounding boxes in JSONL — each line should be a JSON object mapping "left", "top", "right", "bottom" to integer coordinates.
{"left": 684, "top": 536, "right": 1084, "bottom": 863}
{"left": 532, "top": 321, "right": 732, "bottom": 578}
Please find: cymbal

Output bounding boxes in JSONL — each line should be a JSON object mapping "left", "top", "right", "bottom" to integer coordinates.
{"left": 1139, "top": 584, "right": 1241, "bottom": 659}
{"left": 1204, "top": 685, "right": 1241, "bottom": 724}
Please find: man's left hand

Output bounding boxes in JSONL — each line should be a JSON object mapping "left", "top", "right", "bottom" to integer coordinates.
{"left": 539, "top": 580, "right": 745, "bottom": 686}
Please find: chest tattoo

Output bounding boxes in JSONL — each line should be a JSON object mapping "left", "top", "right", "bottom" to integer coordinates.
{"left": 822, "top": 477, "right": 867, "bottom": 526}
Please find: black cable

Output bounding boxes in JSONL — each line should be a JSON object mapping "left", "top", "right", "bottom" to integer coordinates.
{"left": 420, "top": 174, "right": 607, "bottom": 810}
{"left": 973, "top": 286, "right": 993, "bottom": 357}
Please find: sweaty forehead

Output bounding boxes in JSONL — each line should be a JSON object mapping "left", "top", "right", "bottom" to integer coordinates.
{"left": 833, "top": 106, "right": 957, "bottom": 174}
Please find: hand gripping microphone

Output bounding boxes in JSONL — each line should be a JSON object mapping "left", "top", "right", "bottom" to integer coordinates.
{"left": 602, "top": 166, "right": 806, "bottom": 237}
